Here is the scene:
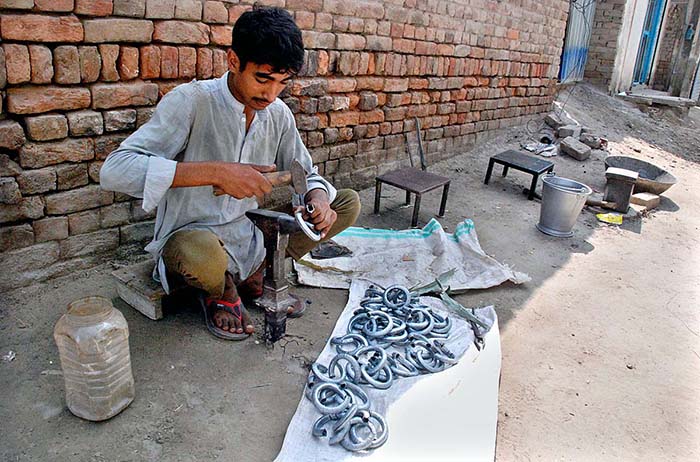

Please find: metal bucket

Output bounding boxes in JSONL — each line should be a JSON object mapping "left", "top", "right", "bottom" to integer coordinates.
{"left": 537, "top": 175, "right": 592, "bottom": 238}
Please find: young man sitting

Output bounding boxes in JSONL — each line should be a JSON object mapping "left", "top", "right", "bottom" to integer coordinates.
{"left": 100, "top": 7, "right": 361, "bottom": 340}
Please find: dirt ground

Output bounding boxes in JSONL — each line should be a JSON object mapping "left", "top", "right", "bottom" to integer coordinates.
{"left": 1, "top": 83, "right": 699, "bottom": 461}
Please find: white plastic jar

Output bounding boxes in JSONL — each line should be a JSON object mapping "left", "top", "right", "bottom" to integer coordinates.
{"left": 54, "top": 296, "right": 135, "bottom": 421}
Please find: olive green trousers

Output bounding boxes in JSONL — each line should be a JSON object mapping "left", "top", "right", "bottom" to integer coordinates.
{"left": 162, "top": 189, "right": 361, "bottom": 298}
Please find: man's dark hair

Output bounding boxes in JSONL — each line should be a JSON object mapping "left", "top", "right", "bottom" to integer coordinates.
{"left": 231, "top": 6, "right": 305, "bottom": 74}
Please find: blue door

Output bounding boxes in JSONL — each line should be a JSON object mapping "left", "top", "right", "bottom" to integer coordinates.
{"left": 633, "top": 0, "right": 667, "bottom": 84}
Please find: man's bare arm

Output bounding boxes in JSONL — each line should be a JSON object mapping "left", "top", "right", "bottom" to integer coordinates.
{"left": 172, "top": 162, "right": 276, "bottom": 200}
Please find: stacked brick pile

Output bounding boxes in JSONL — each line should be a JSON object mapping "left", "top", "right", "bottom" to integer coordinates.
{"left": 0, "top": 0, "right": 568, "bottom": 290}
{"left": 583, "top": 0, "right": 626, "bottom": 88}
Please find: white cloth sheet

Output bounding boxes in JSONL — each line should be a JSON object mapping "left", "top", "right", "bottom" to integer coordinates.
{"left": 294, "top": 219, "right": 529, "bottom": 291}
{"left": 274, "top": 280, "right": 502, "bottom": 462}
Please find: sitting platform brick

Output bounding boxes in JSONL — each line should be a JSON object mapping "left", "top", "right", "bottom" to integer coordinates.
{"left": 112, "top": 260, "right": 164, "bottom": 320}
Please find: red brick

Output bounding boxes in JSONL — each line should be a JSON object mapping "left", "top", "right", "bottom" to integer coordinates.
{"left": 19, "top": 138, "right": 94, "bottom": 168}
{"left": 94, "top": 133, "right": 127, "bottom": 159}
{"left": 175, "top": 0, "right": 202, "bottom": 20}
{"left": 28, "top": 45, "right": 53, "bottom": 84}
{"left": 113, "top": 0, "right": 146, "bottom": 17}
{"left": 212, "top": 48, "right": 227, "bottom": 77}
{"left": 3, "top": 44, "right": 30, "bottom": 84}
{"left": 393, "top": 38, "right": 415, "bottom": 53}
{"left": 383, "top": 78, "right": 408, "bottom": 92}
{"left": 91, "top": 81, "right": 159, "bottom": 109}
{"left": 56, "top": 163, "right": 89, "bottom": 190}
{"left": 196, "top": 47, "right": 212, "bottom": 79}
{"left": 329, "top": 111, "right": 360, "bottom": 127}
{"left": 99, "top": 44, "right": 120, "bottom": 82}
{"left": 7, "top": 86, "right": 91, "bottom": 114}
{"left": 366, "top": 35, "right": 392, "bottom": 51}
{"left": 79, "top": 46, "right": 102, "bottom": 83}
{"left": 355, "top": 76, "right": 384, "bottom": 91}
{"left": 0, "top": 120, "right": 26, "bottom": 150}
{"left": 359, "top": 109, "right": 384, "bottom": 124}
{"left": 0, "top": 14, "right": 83, "bottom": 42}
{"left": 317, "top": 50, "right": 329, "bottom": 75}
{"left": 178, "top": 46, "right": 196, "bottom": 78}
{"left": 75, "top": 0, "right": 113, "bottom": 16}
{"left": 228, "top": 5, "right": 248, "bottom": 23}
{"left": 0, "top": 197, "right": 44, "bottom": 224}
{"left": 302, "top": 31, "right": 335, "bottom": 49}
{"left": 119, "top": 46, "right": 140, "bottom": 80}
{"left": 34, "top": 217, "right": 69, "bottom": 243}
{"left": 157, "top": 80, "right": 181, "bottom": 96}
{"left": 53, "top": 46, "right": 81, "bottom": 85}
{"left": 315, "top": 12, "right": 332, "bottom": 31}
{"left": 140, "top": 45, "right": 161, "bottom": 79}
{"left": 153, "top": 20, "right": 209, "bottom": 44}
{"left": 0, "top": 48, "right": 5, "bottom": 89}
{"left": 46, "top": 185, "right": 113, "bottom": 215}
{"left": 203, "top": 1, "right": 227, "bottom": 23}
{"left": 286, "top": 0, "right": 323, "bottom": 12}
{"left": 336, "top": 33, "right": 366, "bottom": 50}
{"left": 0, "top": 0, "right": 33, "bottom": 8}
{"left": 146, "top": 0, "right": 176, "bottom": 19}
{"left": 160, "top": 45, "right": 178, "bottom": 79}
{"left": 295, "top": 11, "right": 314, "bottom": 29}
{"left": 210, "top": 25, "right": 232, "bottom": 46}
{"left": 84, "top": 18, "right": 154, "bottom": 43}
{"left": 327, "top": 78, "right": 356, "bottom": 93}
{"left": 24, "top": 114, "right": 68, "bottom": 141}
{"left": 34, "top": 0, "right": 74, "bottom": 12}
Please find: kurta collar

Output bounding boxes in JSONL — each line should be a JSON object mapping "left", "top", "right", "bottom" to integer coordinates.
{"left": 219, "top": 71, "right": 269, "bottom": 121}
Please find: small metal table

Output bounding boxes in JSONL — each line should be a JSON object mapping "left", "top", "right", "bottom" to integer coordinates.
{"left": 484, "top": 150, "right": 555, "bottom": 200}
{"left": 374, "top": 167, "right": 451, "bottom": 228}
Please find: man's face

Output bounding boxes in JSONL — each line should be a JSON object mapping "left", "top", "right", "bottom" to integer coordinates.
{"left": 227, "top": 49, "right": 293, "bottom": 111}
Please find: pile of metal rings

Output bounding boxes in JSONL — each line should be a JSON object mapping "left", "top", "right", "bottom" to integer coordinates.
{"left": 306, "top": 283, "right": 456, "bottom": 452}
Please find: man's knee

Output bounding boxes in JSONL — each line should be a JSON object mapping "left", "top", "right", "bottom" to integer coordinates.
{"left": 162, "top": 230, "right": 228, "bottom": 297}
{"left": 331, "top": 189, "right": 361, "bottom": 230}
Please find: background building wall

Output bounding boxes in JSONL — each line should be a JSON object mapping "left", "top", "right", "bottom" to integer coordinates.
{"left": 0, "top": 0, "right": 569, "bottom": 290}
{"left": 651, "top": 0, "right": 686, "bottom": 90}
{"left": 584, "top": 0, "right": 627, "bottom": 89}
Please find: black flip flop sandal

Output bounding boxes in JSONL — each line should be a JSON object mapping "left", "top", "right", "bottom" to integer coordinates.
{"left": 199, "top": 294, "right": 251, "bottom": 341}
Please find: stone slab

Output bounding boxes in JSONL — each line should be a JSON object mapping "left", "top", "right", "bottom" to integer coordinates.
{"left": 111, "top": 259, "right": 164, "bottom": 320}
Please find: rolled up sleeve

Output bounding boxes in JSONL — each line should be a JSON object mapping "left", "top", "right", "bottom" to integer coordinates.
{"left": 100, "top": 86, "right": 195, "bottom": 212}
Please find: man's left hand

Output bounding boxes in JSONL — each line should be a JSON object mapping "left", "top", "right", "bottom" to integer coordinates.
{"left": 300, "top": 189, "right": 336, "bottom": 239}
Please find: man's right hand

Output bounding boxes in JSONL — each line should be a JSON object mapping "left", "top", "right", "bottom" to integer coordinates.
{"left": 213, "top": 163, "right": 276, "bottom": 199}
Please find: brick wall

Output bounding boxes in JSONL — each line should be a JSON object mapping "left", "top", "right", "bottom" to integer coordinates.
{"left": 584, "top": 0, "right": 626, "bottom": 87}
{"left": 0, "top": 0, "right": 569, "bottom": 290}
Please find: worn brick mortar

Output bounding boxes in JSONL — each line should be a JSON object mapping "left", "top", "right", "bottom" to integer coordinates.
{"left": 0, "top": 0, "right": 569, "bottom": 290}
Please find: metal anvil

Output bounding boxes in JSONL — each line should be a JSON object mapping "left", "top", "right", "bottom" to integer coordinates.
{"left": 245, "top": 209, "right": 305, "bottom": 343}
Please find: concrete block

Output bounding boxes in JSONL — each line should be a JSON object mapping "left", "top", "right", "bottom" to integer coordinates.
{"left": 112, "top": 260, "right": 164, "bottom": 320}
{"left": 545, "top": 112, "right": 575, "bottom": 130}
{"left": 557, "top": 124, "right": 581, "bottom": 138}
{"left": 630, "top": 192, "right": 660, "bottom": 210}
{"left": 580, "top": 133, "right": 603, "bottom": 149}
{"left": 559, "top": 136, "right": 591, "bottom": 161}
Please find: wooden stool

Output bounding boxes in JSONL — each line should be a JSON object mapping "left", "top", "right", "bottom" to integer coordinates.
{"left": 374, "top": 167, "right": 451, "bottom": 228}
{"left": 484, "top": 150, "right": 555, "bottom": 200}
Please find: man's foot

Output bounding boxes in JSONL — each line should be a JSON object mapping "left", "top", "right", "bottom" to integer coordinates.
{"left": 208, "top": 297, "right": 254, "bottom": 335}
{"left": 237, "top": 263, "right": 264, "bottom": 301}
{"left": 203, "top": 271, "right": 254, "bottom": 339}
